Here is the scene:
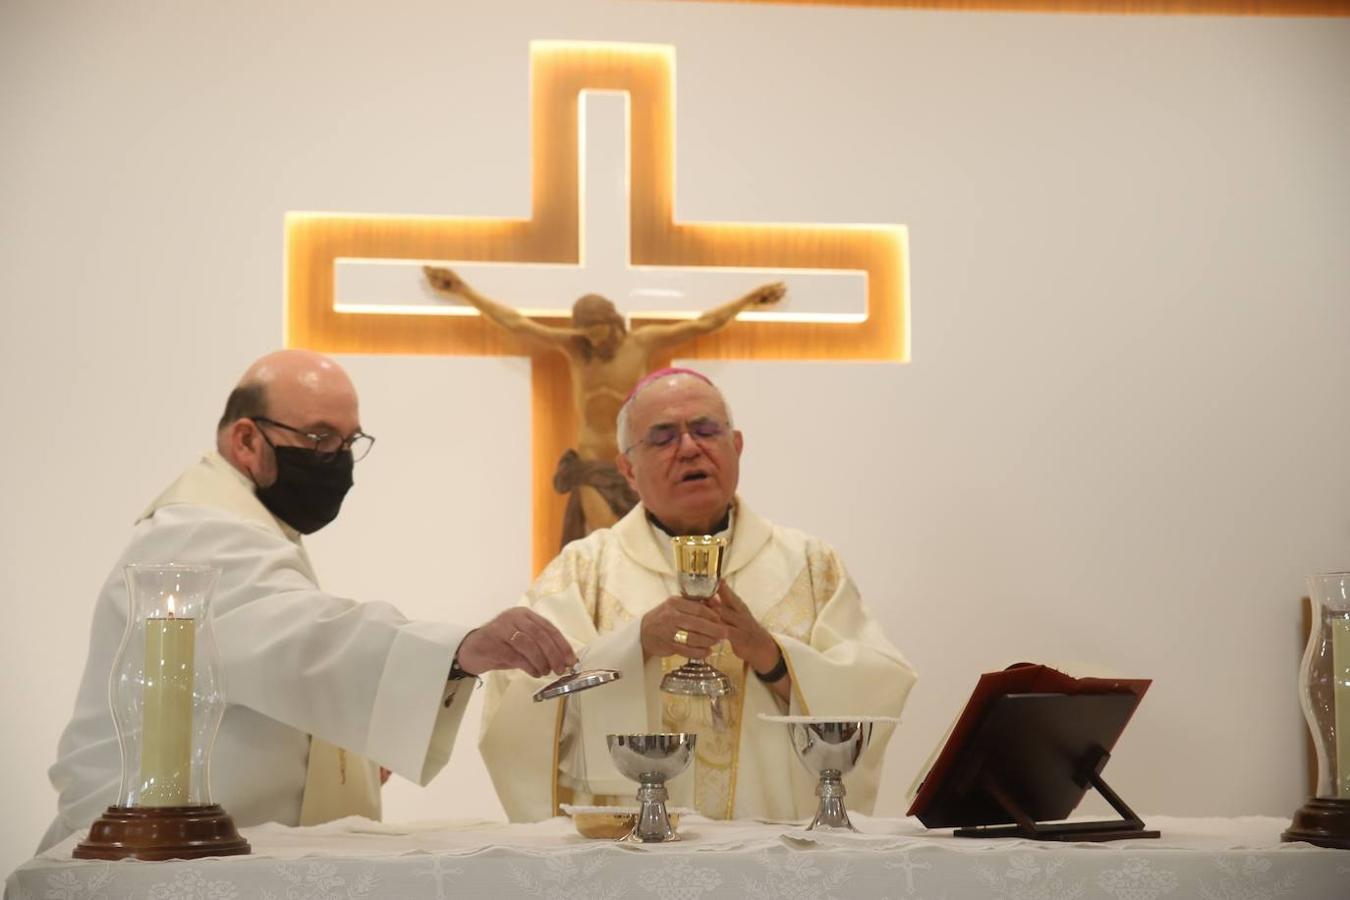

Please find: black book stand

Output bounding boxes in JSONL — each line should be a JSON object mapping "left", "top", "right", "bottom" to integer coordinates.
{"left": 913, "top": 691, "right": 1158, "bottom": 842}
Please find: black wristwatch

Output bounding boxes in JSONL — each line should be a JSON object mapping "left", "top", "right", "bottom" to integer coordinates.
{"left": 445, "top": 653, "right": 481, "bottom": 704}
{"left": 448, "top": 630, "right": 478, "bottom": 682}
{"left": 754, "top": 648, "right": 789, "bottom": 684}
{"left": 448, "top": 657, "right": 473, "bottom": 681}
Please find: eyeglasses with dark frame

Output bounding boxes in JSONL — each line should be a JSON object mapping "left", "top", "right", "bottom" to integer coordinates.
{"left": 252, "top": 417, "right": 375, "bottom": 463}
{"left": 624, "top": 417, "right": 729, "bottom": 455}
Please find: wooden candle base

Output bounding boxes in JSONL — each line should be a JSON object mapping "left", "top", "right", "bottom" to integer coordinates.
{"left": 74, "top": 805, "right": 250, "bottom": 860}
{"left": 1282, "top": 797, "right": 1350, "bottom": 850}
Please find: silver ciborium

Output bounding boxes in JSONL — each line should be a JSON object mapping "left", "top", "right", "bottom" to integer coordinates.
{"left": 660, "top": 535, "right": 731, "bottom": 698}
{"left": 606, "top": 733, "right": 696, "bottom": 842}
{"left": 764, "top": 715, "right": 893, "bottom": 832}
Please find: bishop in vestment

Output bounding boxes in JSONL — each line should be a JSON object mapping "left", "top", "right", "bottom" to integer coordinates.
{"left": 480, "top": 368, "right": 916, "bottom": 821}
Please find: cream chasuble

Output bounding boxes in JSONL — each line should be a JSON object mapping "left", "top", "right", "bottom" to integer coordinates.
{"left": 41, "top": 452, "right": 471, "bottom": 851}
{"left": 480, "top": 500, "right": 917, "bottom": 823}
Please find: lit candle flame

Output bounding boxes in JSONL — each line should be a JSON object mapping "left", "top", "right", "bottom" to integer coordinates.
{"left": 167, "top": 595, "right": 176, "bottom": 619}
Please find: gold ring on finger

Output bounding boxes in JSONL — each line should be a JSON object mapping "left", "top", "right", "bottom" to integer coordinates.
{"left": 673, "top": 629, "right": 690, "bottom": 646}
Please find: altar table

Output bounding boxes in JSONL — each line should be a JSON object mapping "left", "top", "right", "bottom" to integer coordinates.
{"left": 6, "top": 814, "right": 1347, "bottom": 899}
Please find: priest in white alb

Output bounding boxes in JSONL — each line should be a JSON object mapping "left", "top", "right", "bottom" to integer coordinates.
{"left": 40, "top": 350, "right": 575, "bottom": 852}
{"left": 480, "top": 368, "right": 916, "bottom": 821}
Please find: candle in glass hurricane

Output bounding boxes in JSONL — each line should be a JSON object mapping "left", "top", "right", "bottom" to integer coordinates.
{"left": 1283, "top": 573, "right": 1350, "bottom": 849}
{"left": 74, "top": 563, "right": 249, "bottom": 861}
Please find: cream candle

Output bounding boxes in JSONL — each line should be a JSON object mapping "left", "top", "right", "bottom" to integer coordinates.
{"left": 1333, "top": 614, "right": 1350, "bottom": 798}
{"left": 140, "top": 600, "right": 195, "bottom": 807}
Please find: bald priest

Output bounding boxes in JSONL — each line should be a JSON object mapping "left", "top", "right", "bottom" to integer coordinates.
{"left": 41, "top": 350, "right": 575, "bottom": 851}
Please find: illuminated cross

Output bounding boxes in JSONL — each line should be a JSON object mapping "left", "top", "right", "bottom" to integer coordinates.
{"left": 286, "top": 41, "right": 909, "bottom": 573}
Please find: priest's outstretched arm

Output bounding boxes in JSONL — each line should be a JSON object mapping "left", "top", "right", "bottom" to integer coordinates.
{"left": 199, "top": 514, "right": 574, "bottom": 786}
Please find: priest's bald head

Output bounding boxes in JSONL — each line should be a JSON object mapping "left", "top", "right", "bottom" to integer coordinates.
{"left": 615, "top": 367, "right": 744, "bottom": 535}
{"left": 215, "top": 349, "right": 370, "bottom": 534}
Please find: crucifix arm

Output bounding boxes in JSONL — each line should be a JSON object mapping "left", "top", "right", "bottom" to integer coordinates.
{"left": 636, "top": 281, "right": 786, "bottom": 349}
{"left": 423, "top": 266, "right": 576, "bottom": 346}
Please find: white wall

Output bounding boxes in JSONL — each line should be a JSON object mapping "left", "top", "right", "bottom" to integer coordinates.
{"left": 2, "top": 0, "right": 1348, "bottom": 872}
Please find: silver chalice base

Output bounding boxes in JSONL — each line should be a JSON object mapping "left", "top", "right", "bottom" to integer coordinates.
{"left": 606, "top": 733, "right": 696, "bottom": 843}
{"left": 677, "top": 572, "right": 719, "bottom": 598}
{"left": 763, "top": 716, "right": 894, "bottom": 832}
{"left": 660, "top": 660, "right": 732, "bottom": 697}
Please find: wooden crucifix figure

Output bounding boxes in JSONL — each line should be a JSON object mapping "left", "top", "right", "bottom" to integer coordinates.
{"left": 424, "top": 265, "right": 785, "bottom": 548}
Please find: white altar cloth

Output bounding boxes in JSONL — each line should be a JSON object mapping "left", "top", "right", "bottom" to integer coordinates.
{"left": 6, "top": 814, "right": 1347, "bottom": 899}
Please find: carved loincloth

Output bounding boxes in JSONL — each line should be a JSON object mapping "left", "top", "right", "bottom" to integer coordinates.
{"left": 553, "top": 449, "right": 639, "bottom": 549}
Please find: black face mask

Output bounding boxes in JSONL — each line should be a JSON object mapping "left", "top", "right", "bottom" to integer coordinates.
{"left": 255, "top": 446, "right": 354, "bottom": 534}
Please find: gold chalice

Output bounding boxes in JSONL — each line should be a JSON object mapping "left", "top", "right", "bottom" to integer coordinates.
{"left": 660, "top": 535, "right": 732, "bottom": 698}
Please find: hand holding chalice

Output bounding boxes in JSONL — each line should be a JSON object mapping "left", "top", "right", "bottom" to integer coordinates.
{"left": 659, "top": 536, "right": 732, "bottom": 697}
